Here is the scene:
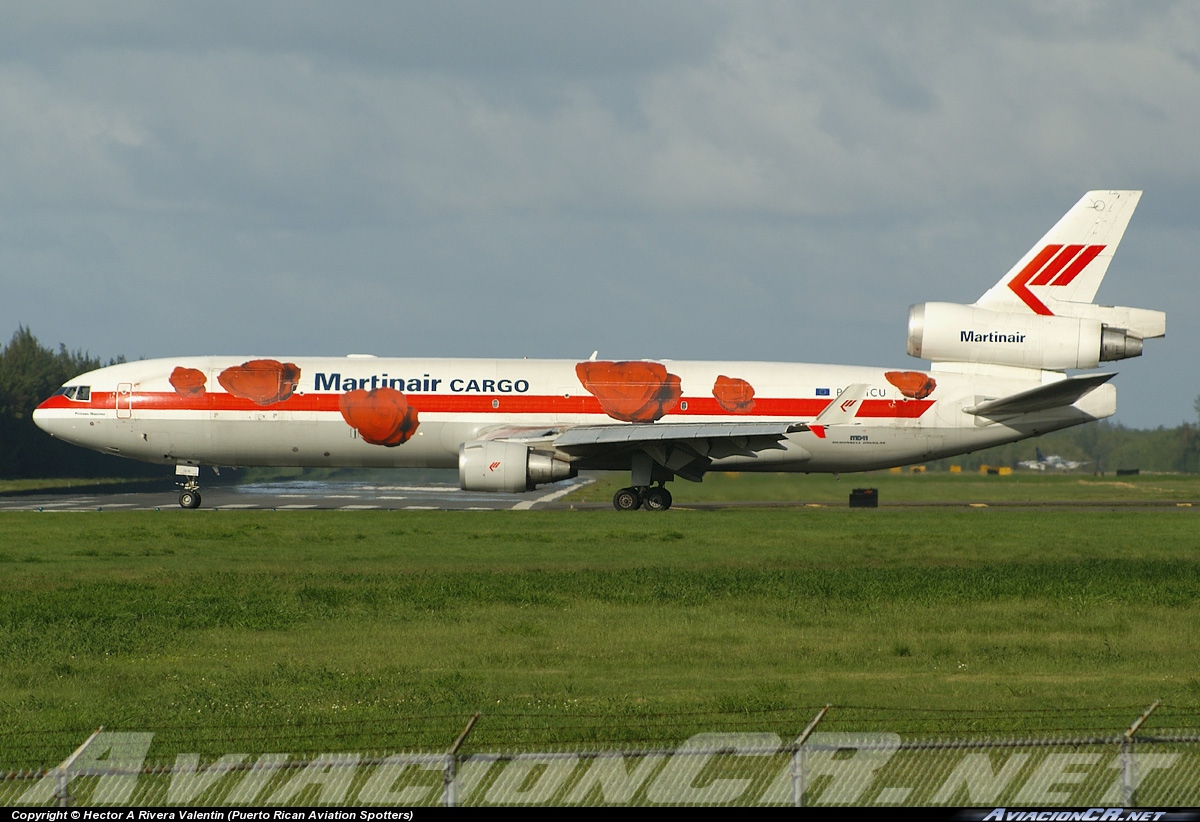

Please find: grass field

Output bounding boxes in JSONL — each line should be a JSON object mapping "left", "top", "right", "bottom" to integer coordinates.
{"left": 570, "top": 467, "right": 1200, "bottom": 505}
{"left": 2, "top": 472, "right": 1200, "bottom": 769}
{"left": 0, "top": 477, "right": 160, "bottom": 495}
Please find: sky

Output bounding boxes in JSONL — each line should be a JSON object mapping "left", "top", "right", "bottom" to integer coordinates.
{"left": 2, "top": 1, "right": 1197, "bottom": 429}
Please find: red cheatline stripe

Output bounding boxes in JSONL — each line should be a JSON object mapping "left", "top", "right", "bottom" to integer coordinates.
{"left": 1030, "top": 244, "right": 1084, "bottom": 286}
{"left": 1051, "top": 244, "right": 1104, "bottom": 286}
{"left": 38, "top": 392, "right": 936, "bottom": 420}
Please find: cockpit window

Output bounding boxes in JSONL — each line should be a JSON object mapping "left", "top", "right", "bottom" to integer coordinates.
{"left": 54, "top": 386, "right": 90, "bottom": 401}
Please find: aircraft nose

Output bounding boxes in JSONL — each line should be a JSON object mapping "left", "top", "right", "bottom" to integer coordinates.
{"left": 33, "top": 397, "right": 61, "bottom": 436}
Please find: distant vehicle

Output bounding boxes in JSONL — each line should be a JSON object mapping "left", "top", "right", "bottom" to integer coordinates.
{"left": 34, "top": 191, "right": 1164, "bottom": 510}
{"left": 1019, "top": 448, "right": 1089, "bottom": 471}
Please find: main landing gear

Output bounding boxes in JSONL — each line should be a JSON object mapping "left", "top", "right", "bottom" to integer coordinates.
{"left": 613, "top": 452, "right": 680, "bottom": 511}
{"left": 612, "top": 484, "right": 673, "bottom": 511}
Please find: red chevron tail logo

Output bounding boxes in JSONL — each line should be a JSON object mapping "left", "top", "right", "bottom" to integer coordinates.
{"left": 1008, "top": 244, "right": 1106, "bottom": 315}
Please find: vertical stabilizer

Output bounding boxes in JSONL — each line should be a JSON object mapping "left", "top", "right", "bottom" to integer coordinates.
{"left": 975, "top": 190, "right": 1141, "bottom": 315}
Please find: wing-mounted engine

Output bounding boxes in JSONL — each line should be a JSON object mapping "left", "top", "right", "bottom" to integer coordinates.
{"left": 458, "top": 439, "right": 576, "bottom": 493}
{"left": 907, "top": 302, "right": 1164, "bottom": 371}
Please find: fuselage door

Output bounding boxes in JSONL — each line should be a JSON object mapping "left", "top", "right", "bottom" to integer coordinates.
{"left": 116, "top": 383, "right": 133, "bottom": 419}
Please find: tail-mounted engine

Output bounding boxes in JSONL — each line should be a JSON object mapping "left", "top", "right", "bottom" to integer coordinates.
{"left": 459, "top": 439, "right": 576, "bottom": 493}
{"left": 907, "top": 302, "right": 1165, "bottom": 370}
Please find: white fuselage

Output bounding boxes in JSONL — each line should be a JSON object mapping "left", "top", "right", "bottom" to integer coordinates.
{"left": 32, "top": 355, "right": 1114, "bottom": 475}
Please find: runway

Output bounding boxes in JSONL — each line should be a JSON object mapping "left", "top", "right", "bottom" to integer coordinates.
{"left": 0, "top": 476, "right": 593, "bottom": 512}
{"left": 2, "top": 475, "right": 1195, "bottom": 512}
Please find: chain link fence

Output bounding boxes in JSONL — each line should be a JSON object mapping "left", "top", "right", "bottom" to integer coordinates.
{"left": 3, "top": 707, "right": 1198, "bottom": 806}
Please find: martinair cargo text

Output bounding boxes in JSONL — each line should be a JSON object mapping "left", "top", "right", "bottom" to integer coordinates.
{"left": 34, "top": 191, "right": 1165, "bottom": 510}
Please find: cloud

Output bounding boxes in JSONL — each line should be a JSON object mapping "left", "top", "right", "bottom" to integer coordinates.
{"left": 0, "top": 2, "right": 1195, "bottom": 427}
{"left": 6, "top": 3, "right": 1200, "bottom": 221}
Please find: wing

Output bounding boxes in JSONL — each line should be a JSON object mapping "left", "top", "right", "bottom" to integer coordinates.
{"left": 478, "top": 390, "right": 879, "bottom": 482}
{"left": 553, "top": 420, "right": 810, "bottom": 482}
{"left": 465, "top": 419, "right": 810, "bottom": 483}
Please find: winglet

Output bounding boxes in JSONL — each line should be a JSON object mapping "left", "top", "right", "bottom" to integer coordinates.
{"left": 812, "top": 384, "right": 869, "bottom": 426}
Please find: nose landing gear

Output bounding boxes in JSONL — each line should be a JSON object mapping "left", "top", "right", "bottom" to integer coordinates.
{"left": 175, "top": 464, "right": 202, "bottom": 509}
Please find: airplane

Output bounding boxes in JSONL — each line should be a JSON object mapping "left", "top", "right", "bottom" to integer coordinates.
{"left": 1018, "top": 448, "right": 1089, "bottom": 471}
{"left": 33, "top": 190, "right": 1165, "bottom": 511}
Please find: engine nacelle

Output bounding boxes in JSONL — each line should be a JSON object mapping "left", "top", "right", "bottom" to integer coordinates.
{"left": 907, "top": 302, "right": 1146, "bottom": 370}
{"left": 458, "top": 439, "right": 577, "bottom": 493}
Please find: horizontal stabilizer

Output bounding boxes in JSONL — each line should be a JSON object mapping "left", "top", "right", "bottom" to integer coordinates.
{"left": 964, "top": 373, "right": 1116, "bottom": 418}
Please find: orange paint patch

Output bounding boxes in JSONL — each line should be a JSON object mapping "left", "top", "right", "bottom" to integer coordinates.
{"left": 712, "top": 375, "right": 756, "bottom": 413}
{"left": 169, "top": 366, "right": 207, "bottom": 397}
{"left": 217, "top": 360, "right": 301, "bottom": 406}
{"left": 575, "top": 361, "right": 682, "bottom": 423}
{"left": 884, "top": 370, "right": 936, "bottom": 400}
{"left": 339, "top": 387, "right": 420, "bottom": 446}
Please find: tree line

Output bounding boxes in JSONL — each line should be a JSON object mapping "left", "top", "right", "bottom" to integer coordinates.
{"left": 927, "top": 419, "right": 1200, "bottom": 474}
{"left": 1, "top": 326, "right": 1197, "bottom": 479}
{"left": 0, "top": 327, "right": 157, "bottom": 478}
